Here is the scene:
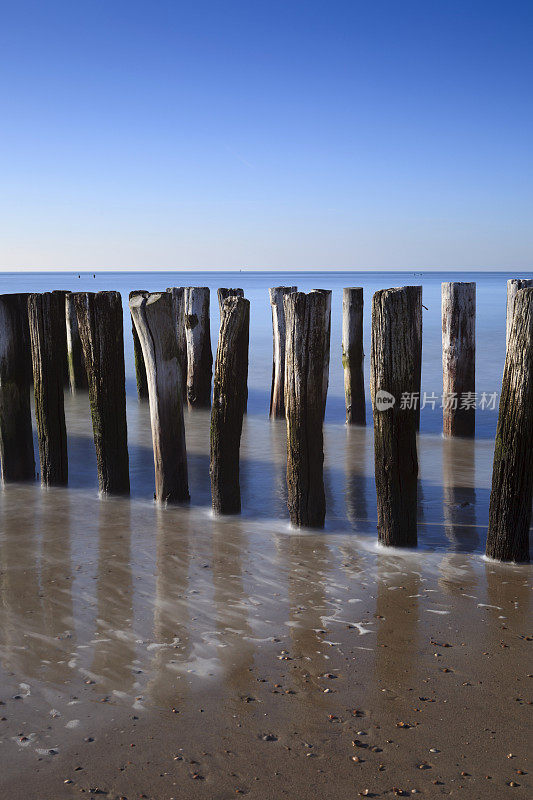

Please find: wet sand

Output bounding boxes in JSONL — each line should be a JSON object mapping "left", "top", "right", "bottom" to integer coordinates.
{"left": 1, "top": 495, "right": 531, "bottom": 797}
{"left": 0, "top": 391, "right": 531, "bottom": 799}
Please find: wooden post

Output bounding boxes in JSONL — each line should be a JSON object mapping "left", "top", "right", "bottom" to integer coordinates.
{"left": 184, "top": 287, "right": 212, "bottom": 408}
{"left": 52, "top": 290, "right": 70, "bottom": 387}
{"left": 130, "top": 292, "right": 189, "bottom": 504}
{"left": 269, "top": 286, "right": 297, "bottom": 418}
{"left": 216, "top": 287, "right": 247, "bottom": 414}
{"left": 413, "top": 286, "right": 423, "bottom": 430}
{"left": 27, "top": 293, "right": 68, "bottom": 485}
{"left": 217, "top": 287, "right": 244, "bottom": 316}
{"left": 74, "top": 291, "right": 130, "bottom": 495}
{"left": 129, "top": 290, "right": 149, "bottom": 399}
{"left": 370, "top": 287, "right": 420, "bottom": 547}
{"left": 166, "top": 287, "right": 187, "bottom": 393}
{"left": 65, "top": 291, "right": 88, "bottom": 391}
{"left": 210, "top": 295, "right": 250, "bottom": 514}
{"left": 0, "top": 293, "right": 35, "bottom": 482}
{"left": 441, "top": 282, "right": 476, "bottom": 438}
{"left": 486, "top": 287, "right": 533, "bottom": 562}
{"left": 506, "top": 278, "right": 533, "bottom": 348}
{"left": 342, "top": 287, "right": 365, "bottom": 425}
{"left": 313, "top": 289, "right": 332, "bottom": 418}
{"left": 284, "top": 291, "right": 328, "bottom": 528}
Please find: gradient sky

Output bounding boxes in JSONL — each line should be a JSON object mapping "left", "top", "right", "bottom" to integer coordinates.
{"left": 1, "top": 0, "right": 532, "bottom": 271}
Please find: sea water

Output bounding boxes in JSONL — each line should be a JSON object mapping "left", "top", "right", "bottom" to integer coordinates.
{"left": 0, "top": 270, "right": 529, "bottom": 547}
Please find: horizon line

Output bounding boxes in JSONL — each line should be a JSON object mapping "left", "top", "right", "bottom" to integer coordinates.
{"left": 0, "top": 267, "right": 531, "bottom": 274}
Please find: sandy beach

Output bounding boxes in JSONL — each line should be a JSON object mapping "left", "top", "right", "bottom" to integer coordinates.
{"left": 0, "top": 474, "right": 530, "bottom": 799}
{"left": 2, "top": 0, "right": 533, "bottom": 791}
{"left": 0, "top": 273, "right": 531, "bottom": 799}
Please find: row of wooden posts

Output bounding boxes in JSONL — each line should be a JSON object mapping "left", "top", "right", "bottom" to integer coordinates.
{"left": 0, "top": 280, "right": 531, "bottom": 563}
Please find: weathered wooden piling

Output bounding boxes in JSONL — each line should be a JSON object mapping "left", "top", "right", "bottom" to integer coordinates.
{"left": 65, "top": 291, "right": 88, "bottom": 391}
{"left": 51, "top": 290, "right": 70, "bottom": 387}
{"left": 130, "top": 292, "right": 189, "bottom": 504}
{"left": 129, "top": 290, "right": 149, "bottom": 399}
{"left": 284, "top": 291, "right": 329, "bottom": 528}
{"left": 74, "top": 291, "right": 130, "bottom": 495}
{"left": 314, "top": 289, "right": 332, "bottom": 418}
{"left": 486, "top": 287, "right": 533, "bottom": 562}
{"left": 342, "top": 287, "right": 365, "bottom": 425}
{"left": 441, "top": 282, "right": 476, "bottom": 437}
{"left": 27, "top": 293, "right": 68, "bottom": 485}
{"left": 166, "top": 287, "right": 187, "bottom": 393}
{"left": 217, "top": 288, "right": 244, "bottom": 316}
{"left": 184, "top": 287, "right": 212, "bottom": 408}
{"left": 0, "top": 293, "right": 35, "bottom": 482}
{"left": 269, "top": 286, "right": 297, "bottom": 419}
{"left": 413, "top": 286, "right": 423, "bottom": 430}
{"left": 210, "top": 295, "right": 250, "bottom": 514}
{"left": 370, "top": 287, "right": 421, "bottom": 547}
{"left": 506, "top": 278, "right": 533, "bottom": 348}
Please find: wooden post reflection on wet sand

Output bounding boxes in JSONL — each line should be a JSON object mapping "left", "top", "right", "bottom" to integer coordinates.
{"left": 486, "top": 287, "right": 533, "bottom": 563}
{"left": 74, "top": 291, "right": 130, "bottom": 495}
{"left": 371, "top": 286, "right": 421, "bottom": 547}
{"left": 210, "top": 295, "right": 249, "bottom": 514}
{"left": 130, "top": 291, "right": 189, "bottom": 504}
{"left": 284, "top": 290, "right": 330, "bottom": 528}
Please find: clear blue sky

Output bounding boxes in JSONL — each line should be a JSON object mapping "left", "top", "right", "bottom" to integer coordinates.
{"left": 1, "top": 0, "right": 532, "bottom": 270}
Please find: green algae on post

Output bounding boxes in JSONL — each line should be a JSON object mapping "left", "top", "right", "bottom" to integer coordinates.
{"left": 74, "top": 290, "right": 130, "bottom": 495}
{"left": 210, "top": 294, "right": 249, "bottom": 515}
